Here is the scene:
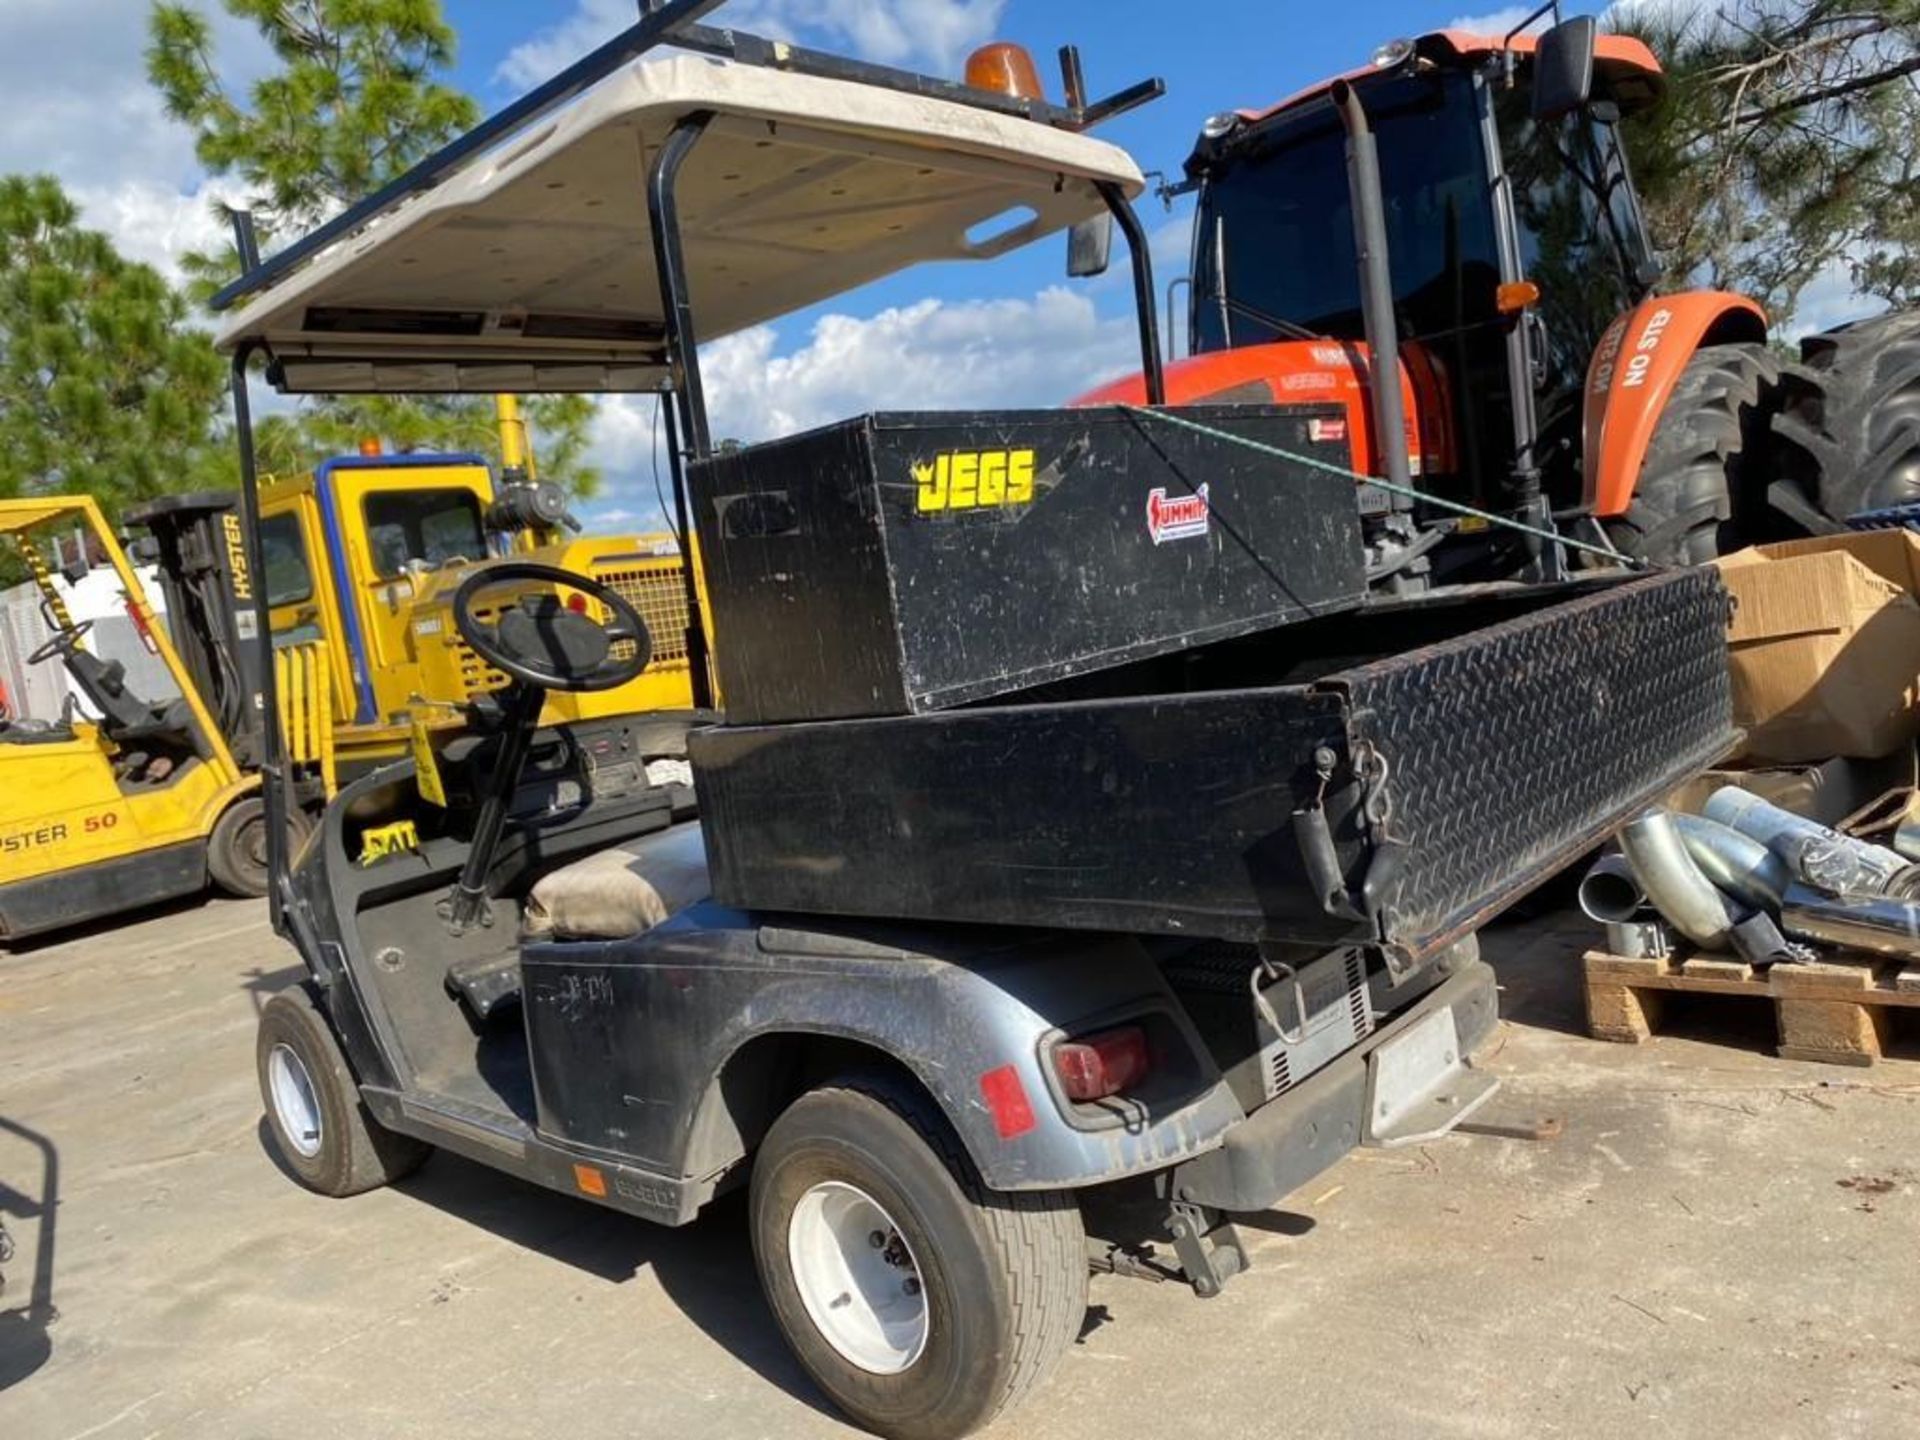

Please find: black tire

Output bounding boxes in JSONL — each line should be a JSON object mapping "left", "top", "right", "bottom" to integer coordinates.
{"left": 749, "top": 1074, "right": 1085, "bottom": 1440}
{"left": 207, "top": 797, "right": 310, "bottom": 897}
{"left": 256, "top": 984, "right": 429, "bottom": 1196}
{"left": 1773, "top": 308, "right": 1920, "bottom": 521}
{"left": 1606, "top": 341, "right": 1780, "bottom": 564}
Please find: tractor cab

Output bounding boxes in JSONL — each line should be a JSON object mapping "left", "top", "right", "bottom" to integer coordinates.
{"left": 1083, "top": 10, "right": 1769, "bottom": 574}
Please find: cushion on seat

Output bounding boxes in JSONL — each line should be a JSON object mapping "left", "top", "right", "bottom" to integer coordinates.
{"left": 522, "top": 822, "right": 710, "bottom": 940}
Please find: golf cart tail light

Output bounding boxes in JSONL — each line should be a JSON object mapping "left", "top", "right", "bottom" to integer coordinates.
{"left": 964, "top": 42, "right": 1046, "bottom": 102}
{"left": 1052, "top": 1025, "right": 1150, "bottom": 1102}
{"left": 979, "top": 1064, "right": 1038, "bottom": 1138}
{"left": 1373, "top": 38, "right": 1416, "bottom": 69}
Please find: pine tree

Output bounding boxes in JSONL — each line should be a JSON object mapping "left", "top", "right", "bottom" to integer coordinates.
{"left": 1613, "top": 0, "right": 1920, "bottom": 327}
{"left": 0, "top": 175, "right": 226, "bottom": 507}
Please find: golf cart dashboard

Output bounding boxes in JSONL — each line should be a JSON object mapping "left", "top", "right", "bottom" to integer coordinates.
{"left": 435, "top": 712, "right": 703, "bottom": 827}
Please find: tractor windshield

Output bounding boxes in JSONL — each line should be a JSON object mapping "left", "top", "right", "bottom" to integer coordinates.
{"left": 1190, "top": 70, "right": 1501, "bottom": 355}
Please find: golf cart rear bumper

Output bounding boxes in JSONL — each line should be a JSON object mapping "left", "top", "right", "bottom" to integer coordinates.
{"left": 1170, "top": 956, "right": 1500, "bottom": 1213}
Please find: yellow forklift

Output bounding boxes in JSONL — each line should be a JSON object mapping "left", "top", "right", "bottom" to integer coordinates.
{"left": 2, "top": 408, "right": 706, "bottom": 940}
{"left": 0, "top": 496, "right": 268, "bottom": 939}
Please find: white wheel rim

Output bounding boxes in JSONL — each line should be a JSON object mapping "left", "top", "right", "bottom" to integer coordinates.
{"left": 268, "top": 1043, "right": 323, "bottom": 1158}
{"left": 787, "top": 1180, "right": 929, "bottom": 1375}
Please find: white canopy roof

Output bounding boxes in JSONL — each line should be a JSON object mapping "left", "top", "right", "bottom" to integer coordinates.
{"left": 216, "top": 54, "right": 1145, "bottom": 394}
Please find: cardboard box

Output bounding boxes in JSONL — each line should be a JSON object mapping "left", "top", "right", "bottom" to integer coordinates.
{"left": 1714, "top": 530, "right": 1920, "bottom": 762}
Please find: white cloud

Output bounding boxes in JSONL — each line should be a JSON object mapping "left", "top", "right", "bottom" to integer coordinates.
{"left": 498, "top": 0, "right": 1008, "bottom": 90}
{"left": 578, "top": 284, "right": 1141, "bottom": 526}
{"left": 1447, "top": 7, "right": 1537, "bottom": 37}
{"left": 1786, "top": 252, "right": 1891, "bottom": 344}
{"left": 0, "top": 0, "right": 270, "bottom": 283}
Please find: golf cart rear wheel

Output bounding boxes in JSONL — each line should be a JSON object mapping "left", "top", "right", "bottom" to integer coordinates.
{"left": 749, "top": 1074, "right": 1085, "bottom": 1440}
{"left": 208, "top": 797, "right": 308, "bottom": 897}
{"left": 256, "top": 985, "right": 428, "bottom": 1197}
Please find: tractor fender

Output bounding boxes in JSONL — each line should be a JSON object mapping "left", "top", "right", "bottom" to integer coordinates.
{"left": 1583, "top": 291, "right": 1768, "bottom": 517}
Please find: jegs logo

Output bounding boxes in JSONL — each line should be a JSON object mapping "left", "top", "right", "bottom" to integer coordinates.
{"left": 912, "top": 449, "right": 1036, "bottom": 513}
{"left": 1146, "top": 484, "right": 1210, "bottom": 545}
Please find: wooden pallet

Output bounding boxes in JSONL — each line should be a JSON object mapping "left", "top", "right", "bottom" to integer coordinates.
{"left": 1584, "top": 948, "right": 1920, "bottom": 1067}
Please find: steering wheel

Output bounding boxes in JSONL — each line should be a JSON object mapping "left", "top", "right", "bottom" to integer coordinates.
{"left": 28, "top": 618, "right": 93, "bottom": 667}
{"left": 452, "top": 563, "right": 652, "bottom": 694}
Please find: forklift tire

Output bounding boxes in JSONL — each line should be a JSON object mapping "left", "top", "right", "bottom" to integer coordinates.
{"left": 257, "top": 984, "right": 429, "bottom": 1197}
{"left": 1608, "top": 342, "right": 1779, "bottom": 564}
{"left": 208, "top": 797, "right": 308, "bottom": 898}
{"left": 1772, "top": 308, "right": 1920, "bottom": 521}
{"left": 749, "top": 1074, "right": 1085, "bottom": 1440}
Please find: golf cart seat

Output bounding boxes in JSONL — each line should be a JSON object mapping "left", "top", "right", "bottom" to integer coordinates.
{"left": 524, "top": 821, "right": 711, "bottom": 940}
{"left": 445, "top": 823, "right": 711, "bottom": 1021}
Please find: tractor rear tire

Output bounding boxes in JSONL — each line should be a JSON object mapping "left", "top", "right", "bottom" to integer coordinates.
{"left": 1772, "top": 308, "right": 1920, "bottom": 522}
{"left": 257, "top": 983, "right": 430, "bottom": 1197}
{"left": 1606, "top": 342, "right": 1779, "bottom": 565}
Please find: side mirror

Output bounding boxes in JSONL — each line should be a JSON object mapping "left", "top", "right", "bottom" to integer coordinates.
{"left": 1532, "top": 15, "right": 1598, "bottom": 122}
{"left": 1067, "top": 213, "right": 1113, "bottom": 278}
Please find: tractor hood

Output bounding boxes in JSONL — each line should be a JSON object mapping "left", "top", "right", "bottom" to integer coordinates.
{"left": 214, "top": 53, "right": 1144, "bottom": 395}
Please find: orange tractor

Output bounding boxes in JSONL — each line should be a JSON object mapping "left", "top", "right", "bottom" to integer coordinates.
{"left": 1079, "top": 12, "right": 1920, "bottom": 576}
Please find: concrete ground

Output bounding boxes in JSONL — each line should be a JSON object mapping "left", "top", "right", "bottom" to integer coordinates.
{"left": 2, "top": 897, "right": 1917, "bottom": 1440}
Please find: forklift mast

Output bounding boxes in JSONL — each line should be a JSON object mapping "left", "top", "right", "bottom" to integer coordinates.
{"left": 125, "top": 493, "right": 268, "bottom": 769}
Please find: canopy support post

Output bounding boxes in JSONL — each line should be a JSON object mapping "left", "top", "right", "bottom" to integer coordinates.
{"left": 647, "top": 114, "right": 718, "bottom": 710}
{"left": 647, "top": 113, "right": 715, "bottom": 460}
{"left": 659, "top": 390, "right": 715, "bottom": 711}
{"left": 1098, "top": 182, "right": 1166, "bottom": 406}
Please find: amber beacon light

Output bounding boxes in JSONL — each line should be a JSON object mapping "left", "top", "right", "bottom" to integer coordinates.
{"left": 965, "top": 42, "right": 1046, "bottom": 101}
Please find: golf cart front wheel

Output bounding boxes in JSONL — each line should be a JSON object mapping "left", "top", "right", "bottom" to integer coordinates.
{"left": 256, "top": 985, "right": 428, "bottom": 1197}
{"left": 749, "top": 1074, "right": 1085, "bottom": 1440}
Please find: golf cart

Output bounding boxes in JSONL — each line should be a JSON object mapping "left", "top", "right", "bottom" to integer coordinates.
{"left": 215, "top": 5, "right": 1734, "bottom": 1437}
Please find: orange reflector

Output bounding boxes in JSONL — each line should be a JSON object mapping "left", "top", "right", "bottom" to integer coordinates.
{"left": 1497, "top": 280, "right": 1541, "bottom": 315}
{"left": 357, "top": 436, "right": 383, "bottom": 456}
{"left": 964, "top": 42, "right": 1045, "bottom": 102}
{"left": 573, "top": 1163, "right": 608, "bottom": 1197}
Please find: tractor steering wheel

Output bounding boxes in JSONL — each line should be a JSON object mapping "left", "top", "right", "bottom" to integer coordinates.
{"left": 27, "top": 618, "right": 94, "bottom": 667}
{"left": 452, "top": 563, "right": 652, "bottom": 694}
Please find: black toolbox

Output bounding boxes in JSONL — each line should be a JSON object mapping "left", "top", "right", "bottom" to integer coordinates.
{"left": 689, "top": 405, "right": 1368, "bottom": 724}
{"left": 690, "top": 567, "right": 1735, "bottom": 972}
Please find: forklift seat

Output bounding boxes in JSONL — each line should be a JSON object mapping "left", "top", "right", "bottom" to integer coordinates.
{"left": 63, "top": 649, "right": 196, "bottom": 747}
{"left": 521, "top": 821, "right": 710, "bottom": 941}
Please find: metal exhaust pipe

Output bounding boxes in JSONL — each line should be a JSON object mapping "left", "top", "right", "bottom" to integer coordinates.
{"left": 1618, "top": 810, "right": 1741, "bottom": 950}
{"left": 1331, "top": 79, "right": 1413, "bottom": 508}
{"left": 1670, "top": 813, "right": 1791, "bottom": 911}
{"left": 1781, "top": 890, "right": 1920, "bottom": 962}
{"left": 1702, "top": 787, "right": 1920, "bottom": 898}
{"left": 1578, "top": 853, "right": 1647, "bottom": 923}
